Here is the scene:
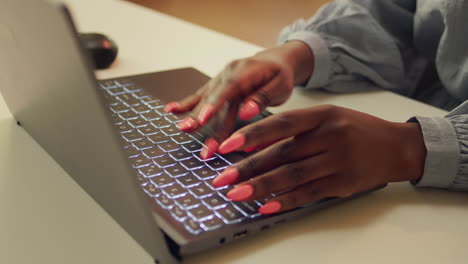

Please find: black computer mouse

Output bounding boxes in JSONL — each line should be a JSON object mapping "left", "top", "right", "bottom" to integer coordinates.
{"left": 79, "top": 33, "right": 118, "bottom": 69}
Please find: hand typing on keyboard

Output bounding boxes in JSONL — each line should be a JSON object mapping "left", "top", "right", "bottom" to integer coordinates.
{"left": 209, "top": 106, "right": 426, "bottom": 215}
{"left": 164, "top": 41, "right": 427, "bottom": 217}
{"left": 164, "top": 41, "right": 313, "bottom": 159}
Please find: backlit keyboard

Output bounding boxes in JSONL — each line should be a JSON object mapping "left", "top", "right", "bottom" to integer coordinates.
{"left": 99, "top": 79, "right": 262, "bottom": 234}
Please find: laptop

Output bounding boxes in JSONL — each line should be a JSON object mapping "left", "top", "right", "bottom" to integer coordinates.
{"left": 0, "top": 0, "right": 384, "bottom": 263}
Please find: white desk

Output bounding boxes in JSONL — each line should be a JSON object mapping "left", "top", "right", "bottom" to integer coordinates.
{"left": 2, "top": 0, "right": 467, "bottom": 263}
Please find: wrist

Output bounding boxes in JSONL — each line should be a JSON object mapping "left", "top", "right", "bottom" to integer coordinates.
{"left": 391, "top": 122, "right": 427, "bottom": 183}
{"left": 256, "top": 41, "right": 314, "bottom": 85}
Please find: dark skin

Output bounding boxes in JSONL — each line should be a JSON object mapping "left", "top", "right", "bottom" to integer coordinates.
{"left": 165, "top": 41, "right": 427, "bottom": 215}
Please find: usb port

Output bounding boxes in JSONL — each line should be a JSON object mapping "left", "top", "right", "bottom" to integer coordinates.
{"left": 233, "top": 230, "right": 248, "bottom": 239}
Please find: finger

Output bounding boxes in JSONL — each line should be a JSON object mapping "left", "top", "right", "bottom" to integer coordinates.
{"left": 165, "top": 81, "right": 209, "bottom": 114}
{"left": 225, "top": 153, "right": 333, "bottom": 202}
{"left": 218, "top": 106, "right": 336, "bottom": 154}
{"left": 258, "top": 175, "right": 346, "bottom": 215}
{"left": 196, "top": 61, "right": 280, "bottom": 125}
{"left": 212, "top": 134, "right": 326, "bottom": 188}
{"left": 238, "top": 74, "right": 288, "bottom": 121}
{"left": 199, "top": 102, "right": 240, "bottom": 160}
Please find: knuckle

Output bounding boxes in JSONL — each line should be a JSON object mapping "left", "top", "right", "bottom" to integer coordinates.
{"left": 242, "top": 156, "right": 261, "bottom": 176}
{"left": 284, "top": 164, "right": 307, "bottom": 184}
{"left": 255, "top": 89, "right": 273, "bottom": 108}
{"left": 275, "top": 112, "right": 295, "bottom": 129}
{"left": 254, "top": 176, "right": 273, "bottom": 194}
{"left": 274, "top": 140, "right": 296, "bottom": 160}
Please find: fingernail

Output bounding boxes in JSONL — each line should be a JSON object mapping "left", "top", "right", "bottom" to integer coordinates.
{"left": 244, "top": 146, "right": 257, "bottom": 153}
{"left": 177, "top": 118, "right": 197, "bottom": 131}
{"left": 227, "top": 184, "right": 254, "bottom": 201}
{"left": 200, "top": 138, "right": 219, "bottom": 160}
{"left": 198, "top": 104, "right": 215, "bottom": 125}
{"left": 238, "top": 100, "right": 260, "bottom": 121}
{"left": 164, "top": 102, "right": 179, "bottom": 113}
{"left": 218, "top": 134, "right": 246, "bottom": 154}
{"left": 258, "top": 201, "right": 282, "bottom": 215}
{"left": 212, "top": 167, "right": 239, "bottom": 188}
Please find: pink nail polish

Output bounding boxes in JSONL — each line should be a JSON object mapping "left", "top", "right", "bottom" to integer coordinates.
{"left": 227, "top": 184, "right": 254, "bottom": 201}
{"left": 200, "top": 138, "right": 219, "bottom": 160}
{"left": 218, "top": 134, "right": 246, "bottom": 154}
{"left": 198, "top": 104, "right": 215, "bottom": 125}
{"left": 164, "top": 102, "right": 179, "bottom": 113}
{"left": 212, "top": 167, "right": 239, "bottom": 188}
{"left": 258, "top": 201, "right": 282, "bottom": 215}
{"left": 177, "top": 118, "right": 197, "bottom": 131}
{"left": 238, "top": 100, "right": 260, "bottom": 121}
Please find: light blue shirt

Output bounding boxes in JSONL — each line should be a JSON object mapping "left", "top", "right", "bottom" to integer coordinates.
{"left": 278, "top": 0, "right": 468, "bottom": 191}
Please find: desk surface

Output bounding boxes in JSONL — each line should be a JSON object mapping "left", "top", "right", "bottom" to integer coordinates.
{"left": 2, "top": 1, "right": 467, "bottom": 263}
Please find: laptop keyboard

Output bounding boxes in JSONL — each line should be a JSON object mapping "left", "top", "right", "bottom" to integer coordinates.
{"left": 98, "top": 79, "right": 262, "bottom": 235}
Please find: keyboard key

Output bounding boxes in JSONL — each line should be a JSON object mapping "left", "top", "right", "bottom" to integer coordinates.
{"left": 102, "top": 92, "right": 120, "bottom": 106}
{"left": 160, "top": 125, "right": 180, "bottom": 136}
{"left": 123, "top": 145, "right": 140, "bottom": 157}
{"left": 137, "top": 124, "right": 159, "bottom": 135}
{"left": 117, "top": 94, "right": 140, "bottom": 106}
{"left": 175, "top": 194, "right": 200, "bottom": 209}
{"left": 107, "top": 86, "right": 126, "bottom": 95}
{"left": 110, "top": 114, "right": 125, "bottom": 125}
{"left": 189, "top": 182, "right": 213, "bottom": 198}
{"left": 115, "top": 79, "right": 132, "bottom": 86}
{"left": 122, "top": 84, "right": 140, "bottom": 92}
{"left": 143, "top": 183, "right": 161, "bottom": 197}
{"left": 217, "top": 204, "right": 245, "bottom": 223}
{"left": 132, "top": 104, "right": 151, "bottom": 113}
{"left": 206, "top": 158, "right": 230, "bottom": 170}
{"left": 192, "top": 167, "right": 218, "bottom": 180}
{"left": 132, "top": 138, "right": 155, "bottom": 150}
{"left": 153, "top": 155, "right": 177, "bottom": 168}
{"left": 115, "top": 123, "right": 133, "bottom": 133}
{"left": 202, "top": 194, "right": 228, "bottom": 210}
{"left": 201, "top": 216, "right": 224, "bottom": 231}
{"left": 142, "top": 146, "right": 165, "bottom": 159}
{"left": 142, "top": 111, "right": 161, "bottom": 121}
{"left": 171, "top": 134, "right": 193, "bottom": 144}
{"left": 141, "top": 96, "right": 159, "bottom": 103}
{"left": 158, "top": 141, "right": 180, "bottom": 152}
{"left": 128, "top": 117, "right": 148, "bottom": 128}
{"left": 165, "top": 114, "right": 181, "bottom": 123}
{"left": 170, "top": 206, "right": 188, "bottom": 221}
{"left": 129, "top": 155, "right": 152, "bottom": 168}
{"left": 150, "top": 174, "right": 175, "bottom": 187}
{"left": 162, "top": 183, "right": 187, "bottom": 198}
{"left": 155, "top": 194, "right": 174, "bottom": 209}
{"left": 138, "top": 164, "right": 164, "bottom": 177}
{"left": 177, "top": 174, "right": 201, "bottom": 187}
{"left": 152, "top": 118, "right": 172, "bottom": 128}
{"left": 119, "top": 110, "right": 139, "bottom": 120}
{"left": 182, "top": 141, "right": 203, "bottom": 153}
{"left": 169, "top": 149, "right": 192, "bottom": 161}
{"left": 100, "top": 80, "right": 118, "bottom": 88}
{"left": 110, "top": 103, "right": 130, "bottom": 113}
{"left": 131, "top": 90, "right": 149, "bottom": 98}
{"left": 180, "top": 157, "right": 205, "bottom": 170}
{"left": 147, "top": 133, "right": 169, "bottom": 144}
{"left": 184, "top": 218, "right": 202, "bottom": 234}
{"left": 135, "top": 172, "right": 149, "bottom": 186}
{"left": 235, "top": 201, "right": 261, "bottom": 217}
{"left": 188, "top": 205, "right": 213, "bottom": 221}
{"left": 165, "top": 165, "right": 189, "bottom": 177}
{"left": 147, "top": 101, "right": 165, "bottom": 109}
{"left": 121, "top": 130, "right": 144, "bottom": 142}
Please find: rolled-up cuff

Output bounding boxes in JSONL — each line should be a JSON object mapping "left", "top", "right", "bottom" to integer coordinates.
{"left": 279, "top": 31, "right": 331, "bottom": 89}
{"left": 408, "top": 116, "right": 459, "bottom": 189}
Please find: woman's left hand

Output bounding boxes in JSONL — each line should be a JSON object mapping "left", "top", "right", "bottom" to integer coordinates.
{"left": 211, "top": 105, "right": 427, "bottom": 215}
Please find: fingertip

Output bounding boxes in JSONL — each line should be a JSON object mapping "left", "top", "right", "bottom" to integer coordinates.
{"left": 177, "top": 117, "right": 198, "bottom": 131}
{"left": 238, "top": 100, "right": 260, "bottom": 121}
{"left": 212, "top": 167, "right": 239, "bottom": 188}
{"left": 164, "top": 102, "right": 179, "bottom": 113}
{"left": 200, "top": 138, "right": 219, "bottom": 160}
{"left": 258, "top": 200, "right": 282, "bottom": 215}
{"left": 198, "top": 104, "right": 215, "bottom": 126}
{"left": 227, "top": 184, "right": 254, "bottom": 201}
{"left": 218, "top": 134, "right": 246, "bottom": 154}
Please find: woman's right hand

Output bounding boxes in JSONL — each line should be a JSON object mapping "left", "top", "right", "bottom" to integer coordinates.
{"left": 164, "top": 41, "right": 314, "bottom": 159}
